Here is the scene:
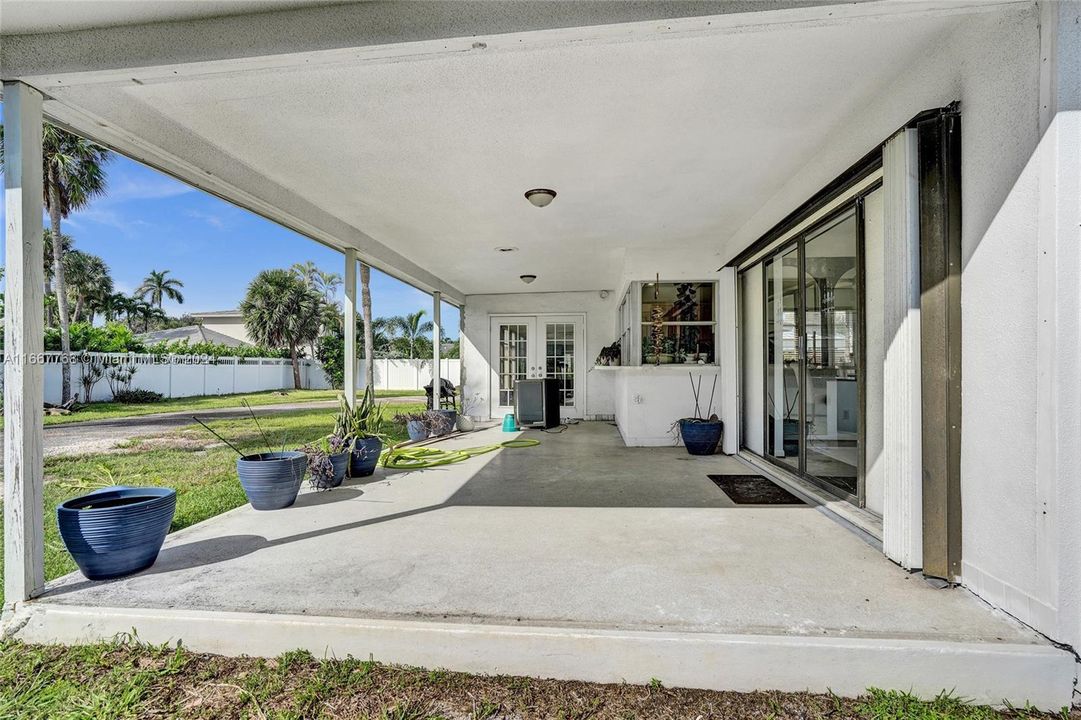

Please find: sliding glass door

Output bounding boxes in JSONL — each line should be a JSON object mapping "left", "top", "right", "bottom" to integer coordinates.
{"left": 759, "top": 205, "right": 863, "bottom": 503}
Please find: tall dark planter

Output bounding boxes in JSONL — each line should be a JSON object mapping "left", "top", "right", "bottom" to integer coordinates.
{"left": 328, "top": 452, "right": 349, "bottom": 487}
{"left": 57, "top": 486, "right": 177, "bottom": 581}
{"left": 679, "top": 418, "right": 724, "bottom": 456}
{"left": 236, "top": 451, "right": 307, "bottom": 510}
{"left": 350, "top": 437, "right": 384, "bottom": 477}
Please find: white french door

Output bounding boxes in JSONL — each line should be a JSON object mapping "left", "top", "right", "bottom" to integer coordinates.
{"left": 489, "top": 315, "right": 585, "bottom": 421}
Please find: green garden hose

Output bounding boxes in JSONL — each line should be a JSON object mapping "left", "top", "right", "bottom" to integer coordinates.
{"left": 380, "top": 438, "right": 540, "bottom": 470}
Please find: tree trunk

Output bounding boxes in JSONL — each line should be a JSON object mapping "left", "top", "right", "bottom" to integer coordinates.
{"left": 361, "top": 263, "right": 375, "bottom": 392}
{"left": 47, "top": 174, "right": 72, "bottom": 404}
{"left": 290, "top": 345, "right": 302, "bottom": 390}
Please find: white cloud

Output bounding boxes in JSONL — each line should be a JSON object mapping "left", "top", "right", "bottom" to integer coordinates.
{"left": 184, "top": 209, "right": 226, "bottom": 229}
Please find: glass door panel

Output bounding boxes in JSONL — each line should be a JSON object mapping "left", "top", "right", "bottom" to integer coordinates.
{"left": 542, "top": 316, "right": 585, "bottom": 420}
{"left": 764, "top": 244, "right": 801, "bottom": 475}
{"left": 803, "top": 210, "right": 860, "bottom": 499}
{"left": 490, "top": 317, "right": 535, "bottom": 419}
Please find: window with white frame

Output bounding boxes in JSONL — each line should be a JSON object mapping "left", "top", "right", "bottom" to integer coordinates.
{"left": 639, "top": 281, "right": 716, "bottom": 364}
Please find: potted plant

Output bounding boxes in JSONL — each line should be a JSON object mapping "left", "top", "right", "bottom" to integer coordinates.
{"left": 596, "top": 341, "right": 621, "bottom": 367}
{"left": 57, "top": 486, "right": 177, "bottom": 580}
{"left": 236, "top": 450, "right": 308, "bottom": 510}
{"left": 677, "top": 373, "right": 723, "bottom": 455}
{"left": 457, "top": 393, "right": 482, "bottom": 432}
{"left": 301, "top": 435, "right": 351, "bottom": 490}
{"left": 394, "top": 410, "right": 445, "bottom": 441}
{"left": 334, "top": 388, "right": 388, "bottom": 478}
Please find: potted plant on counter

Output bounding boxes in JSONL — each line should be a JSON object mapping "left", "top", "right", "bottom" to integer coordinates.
{"left": 334, "top": 388, "right": 388, "bottom": 478}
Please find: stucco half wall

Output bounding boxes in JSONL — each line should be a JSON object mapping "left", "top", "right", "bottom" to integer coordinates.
{"left": 461, "top": 291, "right": 617, "bottom": 420}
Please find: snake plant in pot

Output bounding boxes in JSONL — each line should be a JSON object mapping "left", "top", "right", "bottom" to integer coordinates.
{"left": 335, "top": 388, "right": 388, "bottom": 477}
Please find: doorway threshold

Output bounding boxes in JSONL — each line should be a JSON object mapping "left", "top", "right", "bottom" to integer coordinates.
{"left": 737, "top": 451, "right": 883, "bottom": 548}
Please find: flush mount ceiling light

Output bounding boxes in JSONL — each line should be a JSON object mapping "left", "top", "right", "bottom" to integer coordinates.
{"left": 495, "top": 246, "right": 519, "bottom": 253}
{"left": 520, "top": 274, "right": 537, "bottom": 284}
{"left": 524, "top": 188, "right": 557, "bottom": 208}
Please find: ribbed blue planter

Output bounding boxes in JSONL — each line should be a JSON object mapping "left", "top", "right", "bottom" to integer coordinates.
{"left": 406, "top": 420, "right": 429, "bottom": 442}
{"left": 57, "top": 486, "right": 177, "bottom": 581}
{"left": 236, "top": 451, "right": 306, "bottom": 510}
{"left": 328, "top": 452, "right": 349, "bottom": 486}
{"left": 433, "top": 410, "right": 457, "bottom": 436}
{"left": 679, "top": 419, "right": 724, "bottom": 456}
{"left": 350, "top": 437, "right": 383, "bottom": 477}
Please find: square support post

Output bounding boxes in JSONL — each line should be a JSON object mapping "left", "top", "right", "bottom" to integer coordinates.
{"left": 343, "top": 248, "right": 357, "bottom": 408}
{"left": 432, "top": 291, "right": 441, "bottom": 409}
{"left": 3, "top": 81, "right": 45, "bottom": 613}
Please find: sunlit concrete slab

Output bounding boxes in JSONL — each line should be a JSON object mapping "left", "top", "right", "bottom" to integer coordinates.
{"left": 12, "top": 423, "right": 1074, "bottom": 707}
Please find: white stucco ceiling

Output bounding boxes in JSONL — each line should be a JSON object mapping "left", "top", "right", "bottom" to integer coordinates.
{"left": 0, "top": 0, "right": 344, "bottom": 35}
{"left": 7, "top": 3, "right": 986, "bottom": 296}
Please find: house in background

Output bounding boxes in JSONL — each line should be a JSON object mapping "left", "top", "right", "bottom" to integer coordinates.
{"left": 138, "top": 323, "right": 251, "bottom": 348}
{"left": 187, "top": 309, "right": 251, "bottom": 346}
{"left": 2, "top": 0, "right": 1080, "bottom": 708}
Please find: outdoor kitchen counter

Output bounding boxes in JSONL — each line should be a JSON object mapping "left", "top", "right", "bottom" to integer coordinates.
{"left": 592, "top": 364, "right": 722, "bottom": 447}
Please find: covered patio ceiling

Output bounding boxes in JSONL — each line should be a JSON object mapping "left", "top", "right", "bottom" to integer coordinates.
{"left": 2, "top": 1, "right": 1019, "bottom": 298}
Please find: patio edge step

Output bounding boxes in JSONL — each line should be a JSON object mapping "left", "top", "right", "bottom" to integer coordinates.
{"left": 8, "top": 602, "right": 1075, "bottom": 709}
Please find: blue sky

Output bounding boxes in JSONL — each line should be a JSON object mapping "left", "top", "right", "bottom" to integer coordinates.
{"left": 0, "top": 111, "right": 458, "bottom": 338}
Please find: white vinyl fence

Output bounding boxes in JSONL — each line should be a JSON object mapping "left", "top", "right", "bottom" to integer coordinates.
{"left": 355, "top": 358, "right": 460, "bottom": 392}
{"left": 0, "top": 352, "right": 460, "bottom": 404}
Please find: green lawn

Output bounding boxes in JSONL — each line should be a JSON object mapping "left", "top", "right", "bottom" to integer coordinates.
{"left": 0, "top": 404, "right": 424, "bottom": 608}
{"left": 0, "top": 639, "right": 1065, "bottom": 720}
{"left": 35, "top": 388, "right": 425, "bottom": 426}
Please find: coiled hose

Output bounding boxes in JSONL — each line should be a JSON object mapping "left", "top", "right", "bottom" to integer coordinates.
{"left": 381, "top": 438, "right": 540, "bottom": 470}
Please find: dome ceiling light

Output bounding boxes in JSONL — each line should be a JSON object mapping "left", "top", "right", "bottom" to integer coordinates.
{"left": 520, "top": 274, "right": 537, "bottom": 284}
{"left": 524, "top": 188, "right": 557, "bottom": 208}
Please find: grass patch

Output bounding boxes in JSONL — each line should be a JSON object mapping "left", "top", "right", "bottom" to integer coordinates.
{"left": 0, "top": 638, "right": 1069, "bottom": 720}
{"left": 35, "top": 388, "right": 425, "bottom": 426}
{"left": 0, "top": 404, "right": 424, "bottom": 607}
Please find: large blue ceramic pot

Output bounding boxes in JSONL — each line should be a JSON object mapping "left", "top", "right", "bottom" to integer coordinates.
{"left": 57, "top": 486, "right": 177, "bottom": 581}
{"left": 236, "top": 451, "right": 306, "bottom": 510}
{"left": 350, "top": 436, "right": 383, "bottom": 477}
{"left": 679, "top": 418, "right": 724, "bottom": 456}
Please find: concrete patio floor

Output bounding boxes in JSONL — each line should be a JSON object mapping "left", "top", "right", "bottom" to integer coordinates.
{"left": 14, "top": 422, "right": 1075, "bottom": 707}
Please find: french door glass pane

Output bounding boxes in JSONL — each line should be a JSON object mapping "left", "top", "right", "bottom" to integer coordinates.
{"left": 498, "top": 324, "right": 527, "bottom": 407}
{"left": 803, "top": 211, "right": 859, "bottom": 496}
{"left": 764, "top": 245, "right": 801, "bottom": 475}
{"left": 546, "top": 322, "right": 575, "bottom": 407}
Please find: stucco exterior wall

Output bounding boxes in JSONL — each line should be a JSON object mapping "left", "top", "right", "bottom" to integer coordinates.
{"left": 196, "top": 315, "right": 251, "bottom": 346}
{"left": 723, "top": 5, "right": 1079, "bottom": 645}
{"left": 461, "top": 291, "right": 617, "bottom": 420}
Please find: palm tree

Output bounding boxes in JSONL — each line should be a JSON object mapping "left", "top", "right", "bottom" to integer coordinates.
{"left": 100, "top": 292, "right": 133, "bottom": 323}
{"left": 316, "top": 270, "right": 342, "bottom": 304}
{"left": 240, "top": 269, "right": 324, "bottom": 389}
{"left": 388, "top": 310, "right": 434, "bottom": 359}
{"left": 43, "top": 230, "right": 73, "bottom": 294}
{"left": 137, "top": 269, "right": 185, "bottom": 308}
{"left": 360, "top": 264, "right": 375, "bottom": 390}
{"left": 64, "top": 251, "right": 113, "bottom": 323}
{"left": 2, "top": 123, "right": 111, "bottom": 403}
{"left": 129, "top": 298, "right": 166, "bottom": 332}
{"left": 290, "top": 261, "right": 320, "bottom": 289}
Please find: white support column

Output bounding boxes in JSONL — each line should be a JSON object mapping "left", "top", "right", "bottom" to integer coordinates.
{"left": 717, "top": 267, "right": 739, "bottom": 454}
{"left": 3, "top": 81, "right": 46, "bottom": 613}
{"left": 1038, "top": 0, "right": 1081, "bottom": 647}
{"left": 432, "top": 292, "right": 441, "bottom": 408}
{"left": 343, "top": 248, "right": 357, "bottom": 407}
{"left": 881, "top": 129, "right": 923, "bottom": 570}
